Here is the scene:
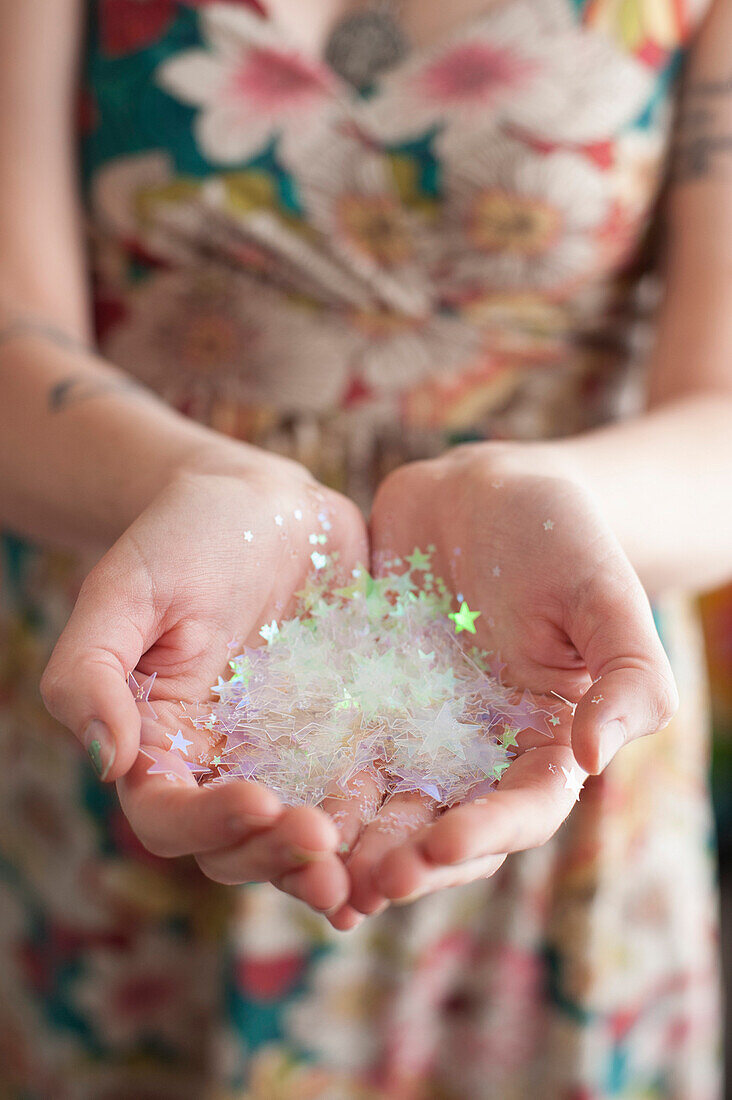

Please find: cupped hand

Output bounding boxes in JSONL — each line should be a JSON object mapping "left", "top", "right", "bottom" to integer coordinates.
{"left": 327, "top": 442, "right": 678, "bottom": 927}
{"left": 41, "top": 446, "right": 368, "bottom": 916}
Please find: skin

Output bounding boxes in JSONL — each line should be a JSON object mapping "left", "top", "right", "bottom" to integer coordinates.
{"left": 2, "top": 0, "right": 732, "bottom": 927}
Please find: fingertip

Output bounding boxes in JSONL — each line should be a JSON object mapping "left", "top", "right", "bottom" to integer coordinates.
{"left": 376, "top": 844, "right": 426, "bottom": 902}
{"left": 570, "top": 726, "right": 604, "bottom": 776}
{"left": 228, "top": 780, "right": 283, "bottom": 823}
{"left": 327, "top": 905, "right": 365, "bottom": 932}
{"left": 347, "top": 855, "right": 387, "bottom": 915}
{"left": 279, "top": 805, "right": 340, "bottom": 855}
{"left": 420, "top": 809, "right": 472, "bottom": 866}
{"left": 86, "top": 690, "right": 142, "bottom": 782}
{"left": 279, "top": 858, "right": 350, "bottom": 914}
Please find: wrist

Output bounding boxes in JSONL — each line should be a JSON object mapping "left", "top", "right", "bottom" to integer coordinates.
{"left": 467, "top": 438, "right": 589, "bottom": 491}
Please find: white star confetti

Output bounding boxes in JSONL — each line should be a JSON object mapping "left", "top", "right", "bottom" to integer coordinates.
{"left": 259, "top": 620, "right": 279, "bottom": 643}
{"left": 167, "top": 729, "right": 193, "bottom": 755}
{"left": 561, "top": 765, "right": 584, "bottom": 801}
{"left": 144, "top": 550, "right": 556, "bottom": 810}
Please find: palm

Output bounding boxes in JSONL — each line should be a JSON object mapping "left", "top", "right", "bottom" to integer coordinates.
{"left": 44, "top": 461, "right": 371, "bottom": 916}
{"left": 325, "top": 448, "right": 675, "bottom": 926}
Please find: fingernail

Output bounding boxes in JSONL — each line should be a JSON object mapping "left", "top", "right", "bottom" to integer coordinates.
{"left": 392, "top": 890, "right": 422, "bottom": 907}
{"left": 83, "top": 720, "right": 115, "bottom": 781}
{"left": 228, "top": 812, "right": 279, "bottom": 833}
{"left": 599, "top": 720, "right": 625, "bottom": 771}
{"left": 289, "top": 846, "right": 330, "bottom": 864}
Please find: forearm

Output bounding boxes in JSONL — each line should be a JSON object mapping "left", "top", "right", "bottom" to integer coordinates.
{"left": 504, "top": 392, "right": 732, "bottom": 596}
{"left": 0, "top": 316, "right": 248, "bottom": 552}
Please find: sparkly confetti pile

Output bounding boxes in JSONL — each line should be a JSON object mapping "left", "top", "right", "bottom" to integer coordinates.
{"left": 146, "top": 550, "right": 555, "bottom": 807}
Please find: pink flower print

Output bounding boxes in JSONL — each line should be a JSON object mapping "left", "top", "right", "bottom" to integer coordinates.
{"left": 157, "top": 4, "right": 341, "bottom": 164}
{"left": 229, "top": 44, "right": 332, "bottom": 111}
{"left": 357, "top": 0, "right": 652, "bottom": 148}
{"left": 418, "top": 42, "right": 537, "bottom": 106}
{"left": 236, "top": 951, "right": 307, "bottom": 1000}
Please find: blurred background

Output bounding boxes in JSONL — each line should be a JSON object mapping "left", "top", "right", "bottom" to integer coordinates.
{"left": 700, "top": 588, "right": 732, "bottom": 1085}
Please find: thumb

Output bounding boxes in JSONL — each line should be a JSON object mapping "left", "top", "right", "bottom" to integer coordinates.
{"left": 569, "top": 571, "right": 679, "bottom": 776}
{"left": 41, "top": 560, "right": 153, "bottom": 781}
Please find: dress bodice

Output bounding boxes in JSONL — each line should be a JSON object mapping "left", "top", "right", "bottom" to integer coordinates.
{"left": 82, "top": 0, "right": 709, "bottom": 498}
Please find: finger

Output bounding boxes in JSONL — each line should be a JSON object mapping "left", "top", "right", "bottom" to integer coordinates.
{"left": 376, "top": 843, "right": 506, "bottom": 905}
{"left": 326, "top": 904, "right": 367, "bottom": 932}
{"left": 414, "top": 744, "right": 583, "bottom": 868}
{"left": 319, "top": 768, "right": 387, "bottom": 857}
{"left": 569, "top": 571, "right": 678, "bottom": 774}
{"left": 41, "top": 560, "right": 155, "bottom": 781}
{"left": 347, "top": 792, "right": 437, "bottom": 915}
{"left": 117, "top": 750, "right": 283, "bottom": 858}
{"left": 276, "top": 858, "right": 351, "bottom": 914}
{"left": 195, "top": 805, "right": 341, "bottom": 885}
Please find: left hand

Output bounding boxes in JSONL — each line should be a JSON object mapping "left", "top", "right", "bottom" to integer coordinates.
{"left": 327, "top": 442, "right": 678, "bottom": 928}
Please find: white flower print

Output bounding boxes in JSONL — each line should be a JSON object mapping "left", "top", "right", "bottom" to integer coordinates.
{"left": 441, "top": 133, "right": 611, "bottom": 293}
{"left": 103, "top": 267, "right": 359, "bottom": 413}
{"left": 356, "top": 0, "right": 653, "bottom": 149}
{"left": 156, "top": 3, "right": 343, "bottom": 164}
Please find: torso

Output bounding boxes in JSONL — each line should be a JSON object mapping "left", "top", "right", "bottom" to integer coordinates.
{"left": 82, "top": 0, "right": 710, "bottom": 503}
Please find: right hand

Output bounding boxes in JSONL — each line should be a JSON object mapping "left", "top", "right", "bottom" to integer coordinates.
{"left": 41, "top": 446, "right": 369, "bottom": 916}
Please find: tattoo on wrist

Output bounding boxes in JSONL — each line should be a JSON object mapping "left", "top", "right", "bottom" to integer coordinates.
{"left": 672, "top": 73, "right": 732, "bottom": 184}
{"left": 0, "top": 317, "right": 91, "bottom": 356}
{"left": 48, "top": 375, "right": 152, "bottom": 412}
{"left": 0, "top": 314, "right": 153, "bottom": 412}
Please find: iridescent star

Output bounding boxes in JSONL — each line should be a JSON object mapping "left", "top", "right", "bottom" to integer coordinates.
{"left": 167, "top": 729, "right": 193, "bottom": 756}
{"left": 501, "top": 725, "right": 519, "bottom": 749}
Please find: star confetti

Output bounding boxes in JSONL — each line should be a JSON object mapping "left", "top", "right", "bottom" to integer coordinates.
{"left": 449, "top": 602, "right": 481, "bottom": 635}
{"left": 166, "top": 729, "right": 193, "bottom": 755}
{"left": 145, "top": 550, "right": 555, "bottom": 810}
{"left": 561, "top": 764, "right": 583, "bottom": 801}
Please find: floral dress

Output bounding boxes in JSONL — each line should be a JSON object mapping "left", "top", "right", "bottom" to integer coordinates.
{"left": 0, "top": 0, "right": 723, "bottom": 1096}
